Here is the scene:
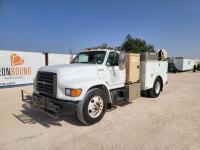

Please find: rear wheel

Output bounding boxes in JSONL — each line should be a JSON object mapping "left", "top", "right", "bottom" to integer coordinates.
{"left": 148, "top": 78, "right": 162, "bottom": 98}
{"left": 77, "top": 88, "right": 106, "bottom": 125}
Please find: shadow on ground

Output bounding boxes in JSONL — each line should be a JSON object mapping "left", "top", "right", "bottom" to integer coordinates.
{"left": 15, "top": 90, "right": 153, "bottom": 127}
{"left": 13, "top": 104, "right": 84, "bottom": 127}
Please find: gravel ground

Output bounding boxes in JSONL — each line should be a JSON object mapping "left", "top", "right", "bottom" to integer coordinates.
{"left": 0, "top": 72, "right": 200, "bottom": 150}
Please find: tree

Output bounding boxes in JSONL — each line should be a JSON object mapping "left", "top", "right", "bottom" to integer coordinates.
{"left": 121, "top": 34, "right": 155, "bottom": 53}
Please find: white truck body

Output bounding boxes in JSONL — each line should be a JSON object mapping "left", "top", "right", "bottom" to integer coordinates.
{"left": 140, "top": 61, "right": 168, "bottom": 90}
{"left": 38, "top": 49, "right": 167, "bottom": 101}
{"left": 26, "top": 48, "right": 168, "bottom": 124}
{"left": 37, "top": 49, "right": 126, "bottom": 101}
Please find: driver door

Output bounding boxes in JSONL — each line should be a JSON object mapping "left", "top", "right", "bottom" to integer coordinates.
{"left": 105, "top": 52, "right": 125, "bottom": 89}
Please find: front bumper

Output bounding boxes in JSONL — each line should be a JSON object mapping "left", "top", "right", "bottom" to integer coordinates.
{"left": 22, "top": 90, "right": 78, "bottom": 119}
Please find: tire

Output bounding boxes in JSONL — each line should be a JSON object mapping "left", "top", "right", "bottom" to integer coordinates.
{"left": 76, "top": 88, "right": 107, "bottom": 125}
{"left": 148, "top": 78, "right": 162, "bottom": 98}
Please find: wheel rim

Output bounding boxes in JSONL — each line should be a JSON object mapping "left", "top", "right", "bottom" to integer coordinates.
{"left": 88, "top": 96, "right": 104, "bottom": 118}
{"left": 155, "top": 81, "right": 161, "bottom": 94}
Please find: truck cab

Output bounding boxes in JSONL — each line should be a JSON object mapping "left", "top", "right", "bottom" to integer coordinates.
{"left": 26, "top": 48, "right": 168, "bottom": 125}
{"left": 71, "top": 49, "right": 126, "bottom": 96}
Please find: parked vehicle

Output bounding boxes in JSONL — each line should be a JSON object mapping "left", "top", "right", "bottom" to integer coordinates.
{"left": 22, "top": 48, "right": 168, "bottom": 125}
{"left": 168, "top": 63, "right": 177, "bottom": 73}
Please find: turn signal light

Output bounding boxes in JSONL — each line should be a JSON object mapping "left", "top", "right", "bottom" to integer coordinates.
{"left": 65, "top": 88, "right": 82, "bottom": 97}
{"left": 71, "top": 89, "right": 82, "bottom": 97}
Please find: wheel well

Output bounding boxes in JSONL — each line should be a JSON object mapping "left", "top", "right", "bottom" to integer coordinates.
{"left": 155, "top": 76, "right": 163, "bottom": 91}
{"left": 87, "top": 85, "right": 110, "bottom": 103}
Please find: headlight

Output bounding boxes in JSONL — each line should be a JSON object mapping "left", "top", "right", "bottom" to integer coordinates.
{"left": 65, "top": 88, "right": 82, "bottom": 97}
{"left": 65, "top": 89, "right": 71, "bottom": 96}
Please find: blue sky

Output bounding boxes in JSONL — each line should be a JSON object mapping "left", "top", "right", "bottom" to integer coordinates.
{"left": 0, "top": 0, "right": 199, "bottom": 58}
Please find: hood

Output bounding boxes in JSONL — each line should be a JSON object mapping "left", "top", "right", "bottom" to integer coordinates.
{"left": 38, "top": 63, "right": 100, "bottom": 79}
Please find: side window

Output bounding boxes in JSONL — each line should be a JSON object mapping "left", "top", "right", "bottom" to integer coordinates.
{"left": 106, "top": 52, "right": 119, "bottom": 66}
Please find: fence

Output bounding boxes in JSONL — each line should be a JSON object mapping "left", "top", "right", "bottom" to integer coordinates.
{"left": 0, "top": 50, "right": 74, "bottom": 87}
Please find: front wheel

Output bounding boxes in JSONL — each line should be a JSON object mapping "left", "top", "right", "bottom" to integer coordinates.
{"left": 76, "top": 88, "right": 106, "bottom": 125}
{"left": 148, "top": 78, "right": 162, "bottom": 98}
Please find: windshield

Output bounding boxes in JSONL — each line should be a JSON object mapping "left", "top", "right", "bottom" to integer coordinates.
{"left": 72, "top": 51, "right": 106, "bottom": 64}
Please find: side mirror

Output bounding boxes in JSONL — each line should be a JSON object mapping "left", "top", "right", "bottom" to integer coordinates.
{"left": 118, "top": 51, "right": 125, "bottom": 70}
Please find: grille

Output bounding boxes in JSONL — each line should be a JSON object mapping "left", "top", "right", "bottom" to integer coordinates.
{"left": 36, "top": 71, "right": 57, "bottom": 97}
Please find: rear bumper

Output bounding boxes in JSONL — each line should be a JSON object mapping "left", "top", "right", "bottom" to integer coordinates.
{"left": 22, "top": 91, "right": 78, "bottom": 118}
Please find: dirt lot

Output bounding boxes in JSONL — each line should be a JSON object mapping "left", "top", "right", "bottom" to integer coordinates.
{"left": 0, "top": 72, "right": 200, "bottom": 150}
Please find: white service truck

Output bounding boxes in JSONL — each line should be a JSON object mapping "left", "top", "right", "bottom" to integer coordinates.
{"left": 22, "top": 49, "right": 168, "bottom": 125}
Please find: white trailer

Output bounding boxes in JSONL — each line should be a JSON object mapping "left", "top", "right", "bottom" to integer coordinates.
{"left": 173, "top": 57, "right": 195, "bottom": 71}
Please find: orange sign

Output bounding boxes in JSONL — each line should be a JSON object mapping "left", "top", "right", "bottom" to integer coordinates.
{"left": 10, "top": 54, "right": 24, "bottom": 66}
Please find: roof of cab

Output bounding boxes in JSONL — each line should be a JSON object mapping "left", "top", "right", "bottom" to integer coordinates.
{"left": 82, "top": 48, "right": 117, "bottom": 52}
